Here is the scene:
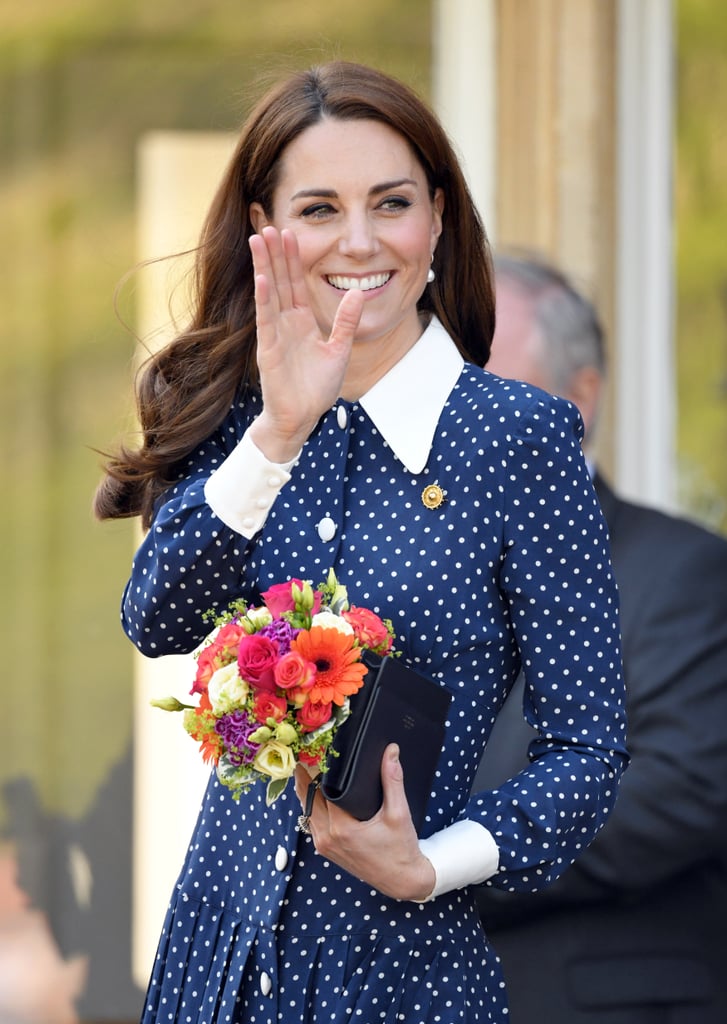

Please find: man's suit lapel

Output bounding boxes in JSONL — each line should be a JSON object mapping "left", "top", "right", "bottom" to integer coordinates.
{"left": 593, "top": 471, "right": 619, "bottom": 537}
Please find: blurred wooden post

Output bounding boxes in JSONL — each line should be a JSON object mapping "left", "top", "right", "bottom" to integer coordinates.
{"left": 493, "top": 0, "right": 619, "bottom": 472}
{"left": 614, "top": 0, "right": 676, "bottom": 508}
{"left": 433, "top": 0, "right": 676, "bottom": 507}
{"left": 133, "top": 131, "right": 235, "bottom": 987}
{"left": 432, "top": 0, "right": 498, "bottom": 232}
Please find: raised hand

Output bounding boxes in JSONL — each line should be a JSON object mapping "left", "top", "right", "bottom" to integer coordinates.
{"left": 248, "top": 226, "right": 365, "bottom": 462}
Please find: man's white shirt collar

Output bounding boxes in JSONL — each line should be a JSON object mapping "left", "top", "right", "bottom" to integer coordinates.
{"left": 359, "top": 317, "right": 464, "bottom": 474}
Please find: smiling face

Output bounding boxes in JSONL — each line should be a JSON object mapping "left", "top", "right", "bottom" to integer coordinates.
{"left": 251, "top": 117, "right": 443, "bottom": 374}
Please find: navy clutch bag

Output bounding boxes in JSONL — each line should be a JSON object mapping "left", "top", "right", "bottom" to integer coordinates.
{"left": 320, "top": 651, "right": 452, "bottom": 833}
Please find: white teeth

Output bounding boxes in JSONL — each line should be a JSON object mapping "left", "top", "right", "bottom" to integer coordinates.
{"left": 327, "top": 273, "right": 391, "bottom": 292}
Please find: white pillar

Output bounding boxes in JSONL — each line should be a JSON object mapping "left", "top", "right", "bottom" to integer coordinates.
{"left": 132, "top": 131, "right": 236, "bottom": 987}
{"left": 432, "top": 0, "right": 498, "bottom": 235}
{"left": 614, "top": 0, "right": 676, "bottom": 509}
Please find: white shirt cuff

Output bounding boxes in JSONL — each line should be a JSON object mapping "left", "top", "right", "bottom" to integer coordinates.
{"left": 203, "top": 429, "right": 299, "bottom": 539}
{"left": 417, "top": 820, "right": 499, "bottom": 901}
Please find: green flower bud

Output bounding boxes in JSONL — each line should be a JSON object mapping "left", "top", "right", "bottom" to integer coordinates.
{"left": 275, "top": 721, "right": 298, "bottom": 746}
{"left": 150, "top": 696, "right": 191, "bottom": 712}
{"left": 326, "top": 568, "right": 350, "bottom": 614}
{"left": 249, "top": 725, "right": 273, "bottom": 744}
{"left": 292, "top": 580, "right": 316, "bottom": 612}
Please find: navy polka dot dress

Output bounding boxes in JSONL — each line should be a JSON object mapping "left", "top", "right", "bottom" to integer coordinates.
{"left": 124, "top": 347, "right": 627, "bottom": 1023}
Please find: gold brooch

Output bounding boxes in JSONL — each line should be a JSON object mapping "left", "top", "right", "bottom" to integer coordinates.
{"left": 421, "top": 484, "right": 446, "bottom": 509}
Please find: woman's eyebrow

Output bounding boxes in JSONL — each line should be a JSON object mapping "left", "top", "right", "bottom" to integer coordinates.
{"left": 369, "top": 178, "right": 418, "bottom": 195}
{"left": 290, "top": 188, "right": 337, "bottom": 201}
{"left": 290, "top": 178, "right": 418, "bottom": 202}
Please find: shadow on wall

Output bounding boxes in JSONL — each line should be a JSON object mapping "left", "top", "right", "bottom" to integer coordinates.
{"left": 1, "top": 745, "right": 142, "bottom": 1023}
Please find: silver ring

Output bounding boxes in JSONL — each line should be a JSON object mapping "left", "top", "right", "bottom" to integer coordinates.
{"left": 297, "top": 776, "right": 321, "bottom": 835}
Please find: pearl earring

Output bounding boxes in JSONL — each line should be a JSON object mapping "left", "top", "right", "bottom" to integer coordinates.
{"left": 427, "top": 256, "right": 436, "bottom": 284}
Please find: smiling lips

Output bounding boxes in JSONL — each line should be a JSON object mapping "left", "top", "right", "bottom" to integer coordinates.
{"left": 326, "top": 272, "right": 392, "bottom": 292}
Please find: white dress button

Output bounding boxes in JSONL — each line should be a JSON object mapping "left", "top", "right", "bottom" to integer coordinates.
{"left": 274, "top": 846, "right": 288, "bottom": 871}
{"left": 336, "top": 405, "right": 348, "bottom": 429}
{"left": 317, "top": 517, "right": 337, "bottom": 542}
{"left": 260, "top": 971, "right": 272, "bottom": 996}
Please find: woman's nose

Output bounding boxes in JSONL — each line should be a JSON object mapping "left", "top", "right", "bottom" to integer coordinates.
{"left": 338, "top": 213, "right": 379, "bottom": 258}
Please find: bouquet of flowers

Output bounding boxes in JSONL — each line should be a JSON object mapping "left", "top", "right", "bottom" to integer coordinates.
{"left": 152, "top": 570, "right": 395, "bottom": 805}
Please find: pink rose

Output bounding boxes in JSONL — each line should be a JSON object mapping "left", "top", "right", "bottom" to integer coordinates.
{"left": 192, "top": 645, "right": 222, "bottom": 694}
{"left": 218, "top": 620, "right": 246, "bottom": 652}
{"left": 297, "top": 700, "right": 333, "bottom": 733}
{"left": 261, "top": 579, "right": 322, "bottom": 618}
{"left": 191, "top": 621, "right": 245, "bottom": 695}
{"left": 274, "top": 651, "right": 315, "bottom": 691}
{"left": 342, "top": 606, "right": 393, "bottom": 654}
{"left": 237, "top": 634, "right": 278, "bottom": 690}
{"left": 252, "top": 692, "right": 288, "bottom": 724}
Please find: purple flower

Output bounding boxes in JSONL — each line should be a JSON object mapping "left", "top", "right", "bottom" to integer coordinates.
{"left": 215, "top": 710, "right": 259, "bottom": 765}
{"left": 259, "top": 618, "right": 299, "bottom": 656}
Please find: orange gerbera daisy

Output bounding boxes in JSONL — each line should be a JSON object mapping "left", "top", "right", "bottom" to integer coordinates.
{"left": 291, "top": 625, "right": 367, "bottom": 706}
{"left": 185, "top": 691, "right": 224, "bottom": 764}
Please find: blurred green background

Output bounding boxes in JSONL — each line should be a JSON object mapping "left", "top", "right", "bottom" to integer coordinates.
{"left": 0, "top": 1, "right": 725, "bottom": 1017}
{"left": 675, "top": 0, "right": 727, "bottom": 527}
{"left": 0, "top": 0, "right": 432, "bottom": 827}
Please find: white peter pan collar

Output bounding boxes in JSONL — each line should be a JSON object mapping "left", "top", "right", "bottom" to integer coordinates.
{"left": 358, "top": 317, "right": 464, "bottom": 474}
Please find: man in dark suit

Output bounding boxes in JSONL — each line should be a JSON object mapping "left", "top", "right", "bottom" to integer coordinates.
{"left": 476, "top": 254, "right": 727, "bottom": 1023}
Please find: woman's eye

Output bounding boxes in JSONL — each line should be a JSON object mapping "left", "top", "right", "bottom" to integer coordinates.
{"left": 300, "top": 203, "right": 335, "bottom": 219}
{"left": 379, "top": 196, "right": 412, "bottom": 212}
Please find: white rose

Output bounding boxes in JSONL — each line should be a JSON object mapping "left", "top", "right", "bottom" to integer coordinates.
{"left": 253, "top": 740, "right": 296, "bottom": 780}
{"left": 311, "top": 610, "right": 354, "bottom": 635}
{"left": 207, "top": 662, "right": 249, "bottom": 714}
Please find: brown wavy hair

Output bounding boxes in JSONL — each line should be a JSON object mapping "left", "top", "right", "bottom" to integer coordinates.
{"left": 94, "top": 60, "right": 495, "bottom": 528}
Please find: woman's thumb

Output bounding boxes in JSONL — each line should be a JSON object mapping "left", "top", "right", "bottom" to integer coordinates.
{"left": 329, "top": 287, "right": 365, "bottom": 346}
{"left": 381, "top": 743, "right": 407, "bottom": 809}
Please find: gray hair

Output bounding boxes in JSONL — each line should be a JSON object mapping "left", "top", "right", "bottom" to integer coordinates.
{"left": 494, "top": 253, "right": 606, "bottom": 394}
